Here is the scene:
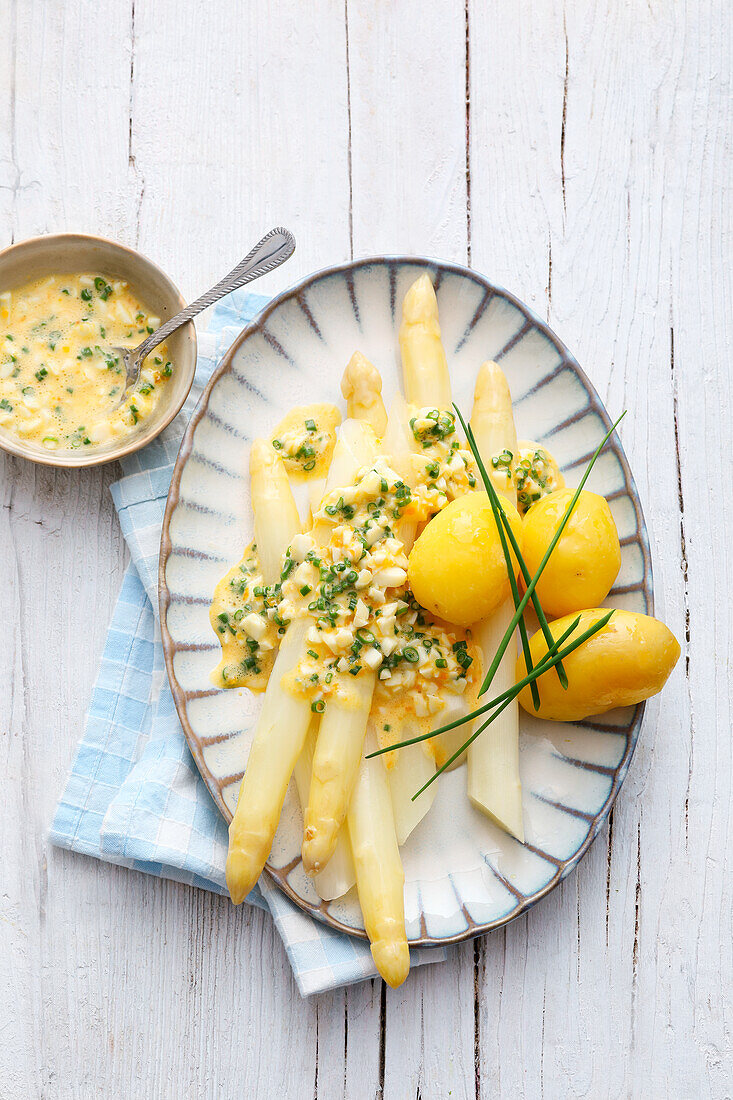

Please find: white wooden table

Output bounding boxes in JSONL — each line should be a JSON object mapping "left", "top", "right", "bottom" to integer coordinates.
{"left": 1, "top": 3, "right": 730, "bottom": 1097}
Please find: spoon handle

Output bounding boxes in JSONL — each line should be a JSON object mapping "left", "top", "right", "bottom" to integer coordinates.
{"left": 132, "top": 227, "right": 296, "bottom": 362}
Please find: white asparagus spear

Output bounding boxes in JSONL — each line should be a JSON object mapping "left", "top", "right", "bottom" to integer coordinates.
{"left": 295, "top": 379, "right": 389, "bottom": 895}
{"left": 302, "top": 399, "right": 415, "bottom": 874}
{"left": 226, "top": 441, "right": 304, "bottom": 902}
{"left": 347, "top": 728, "right": 410, "bottom": 988}
{"left": 380, "top": 386, "right": 461, "bottom": 787}
{"left": 250, "top": 439, "right": 302, "bottom": 586}
{"left": 300, "top": 365, "right": 410, "bottom": 888}
{"left": 305, "top": 361, "right": 384, "bottom": 528}
{"left": 399, "top": 273, "right": 451, "bottom": 409}
{"left": 252, "top": 438, "right": 356, "bottom": 899}
{"left": 293, "top": 719, "right": 356, "bottom": 900}
{"left": 424, "top": 692, "right": 475, "bottom": 773}
{"left": 313, "top": 417, "right": 379, "bottom": 529}
{"left": 226, "top": 616, "right": 314, "bottom": 903}
{"left": 381, "top": 391, "right": 415, "bottom": 456}
{"left": 341, "top": 351, "right": 388, "bottom": 437}
{"left": 226, "top": 419, "right": 378, "bottom": 904}
{"left": 302, "top": 669, "right": 375, "bottom": 873}
{"left": 468, "top": 361, "right": 524, "bottom": 842}
{"left": 383, "top": 275, "right": 457, "bottom": 840}
{"left": 385, "top": 733, "right": 436, "bottom": 846}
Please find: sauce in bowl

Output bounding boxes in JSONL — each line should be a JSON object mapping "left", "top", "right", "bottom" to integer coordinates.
{"left": 0, "top": 272, "right": 172, "bottom": 451}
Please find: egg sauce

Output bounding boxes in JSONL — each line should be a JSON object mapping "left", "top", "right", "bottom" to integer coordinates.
{"left": 209, "top": 540, "right": 282, "bottom": 691}
{"left": 489, "top": 438, "right": 565, "bottom": 515}
{"left": 0, "top": 273, "right": 172, "bottom": 451}
{"left": 210, "top": 404, "right": 485, "bottom": 761}
{"left": 271, "top": 404, "right": 341, "bottom": 479}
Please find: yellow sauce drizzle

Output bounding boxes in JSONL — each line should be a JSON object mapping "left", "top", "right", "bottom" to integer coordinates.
{"left": 0, "top": 273, "right": 171, "bottom": 450}
{"left": 489, "top": 438, "right": 564, "bottom": 514}
{"left": 271, "top": 403, "right": 341, "bottom": 479}
{"left": 209, "top": 542, "right": 280, "bottom": 691}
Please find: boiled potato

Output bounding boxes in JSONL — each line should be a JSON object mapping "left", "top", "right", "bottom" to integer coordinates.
{"left": 522, "top": 488, "right": 621, "bottom": 617}
{"left": 516, "top": 608, "right": 680, "bottom": 721}
{"left": 408, "top": 491, "right": 522, "bottom": 627}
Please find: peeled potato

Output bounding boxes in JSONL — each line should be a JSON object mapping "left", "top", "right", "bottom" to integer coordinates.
{"left": 516, "top": 608, "right": 680, "bottom": 721}
{"left": 408, "top": 491, "right": 522, "bottom": 627}
{"left": 522, "top": 488, "right": 621, "bottom": 618}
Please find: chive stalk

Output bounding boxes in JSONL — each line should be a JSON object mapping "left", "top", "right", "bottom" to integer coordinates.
{"left": 458, "top": 410, "right": 541, "bottom": 706}
{"left": 478, "top": 436, "right": 568, "bottom": 691}
{"left": 476, "top": 412, "right": 625, "bottom": 698}
{"left": 455, "top": 404, "right": 567, "bottom": 696}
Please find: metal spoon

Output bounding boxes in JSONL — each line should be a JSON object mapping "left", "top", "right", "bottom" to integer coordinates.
{"left": 111, "top": 227, "right": 296, "bottom": 406}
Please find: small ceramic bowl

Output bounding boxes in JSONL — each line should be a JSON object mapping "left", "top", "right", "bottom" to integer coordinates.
{"left": 0, "top": 233, "right": 197, "bottom": 467}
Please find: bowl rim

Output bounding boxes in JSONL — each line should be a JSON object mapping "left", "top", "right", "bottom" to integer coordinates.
{"left": 159, "top": 253, "right": 654, "bottom": 946}
{"left": 0, "top": 231, "right": 197, "bottom": 469}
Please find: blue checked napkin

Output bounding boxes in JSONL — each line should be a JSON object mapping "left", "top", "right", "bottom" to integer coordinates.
{"left": 50, "top": 289, "right": 445, "bottom": 996}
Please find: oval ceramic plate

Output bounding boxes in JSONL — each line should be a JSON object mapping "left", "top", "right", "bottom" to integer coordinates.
{"left": 159, "top": 257, "right": 652, "bottom": 946}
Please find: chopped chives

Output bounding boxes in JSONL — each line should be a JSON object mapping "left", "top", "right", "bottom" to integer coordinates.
{"left": 408, "top": 611, "right": 615, "bottom": 799}
{"left": 368, "top": 616, "right": 584, "bottom": 759}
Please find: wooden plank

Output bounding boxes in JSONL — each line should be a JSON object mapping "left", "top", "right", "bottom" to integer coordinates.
{"left": 469, "top": 0, "right": 732, "bottom": 1096}
{"left": 3, "top": 1, "right": 135, "bottom": 240}
{"left": 0, "top": 3, "right": 135, "bottom": 1095}
{"left": 0, "top": 461, "right": 129, "bottom": 1100}
{"left": 129, "top": 0, "right": 351, "bottom": 300}
{"left": 648, "top": 0, "right": 732, "bottom": 1094}
{"left": 348, "top": 0, "right": 469, "bottom": 262}
{"left": 313, "top": 981, "right": 383, "bottom": 1100}
{"left": 0, "top": 2, "right": 17, "bottom": 233}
